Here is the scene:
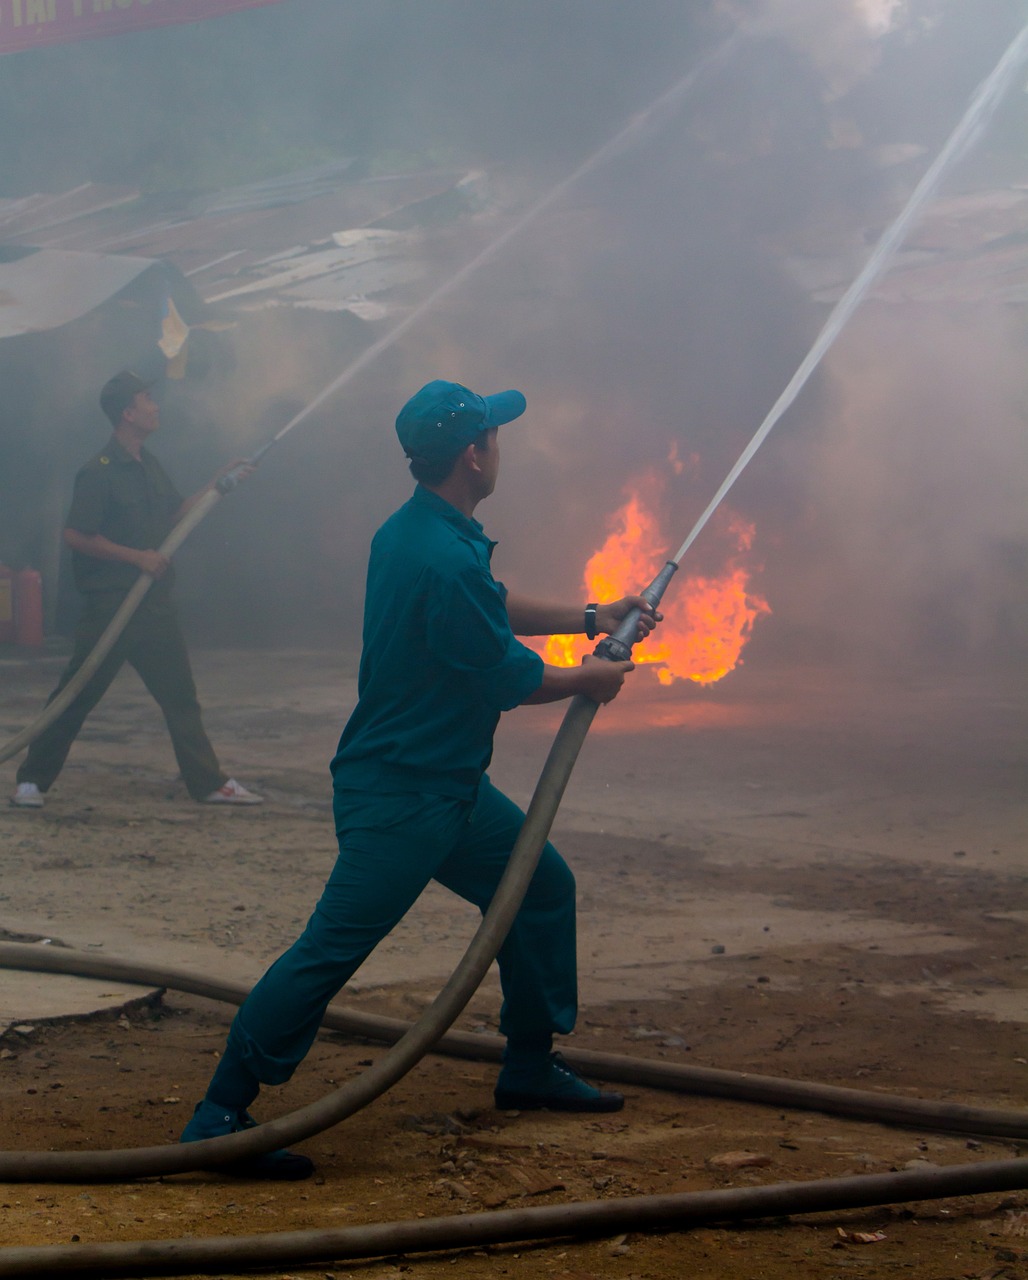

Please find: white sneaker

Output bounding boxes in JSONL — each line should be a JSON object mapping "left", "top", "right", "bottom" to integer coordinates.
{"left": 203, "top": 778, "right": 263, "bottom": 806}
{"left": 11, "top": 782, "right": 44, "bottom": 809}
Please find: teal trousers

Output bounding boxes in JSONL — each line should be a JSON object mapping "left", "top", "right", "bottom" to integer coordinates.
{"left": 225, "top": 778, "right": 578, "bottom": 1084}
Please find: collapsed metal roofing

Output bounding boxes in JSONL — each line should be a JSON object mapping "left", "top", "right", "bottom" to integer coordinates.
{"left": 0, "top": 247, "right": 160, "bottom": 340}
{"left": 781, "top": 184, "right": 1028, "bottom": 307}
{"left": 0, "top": 163, "right": 487, "bottom": 338}
{"left": 1, "top": 154, "right": 1026, "bottom": 346}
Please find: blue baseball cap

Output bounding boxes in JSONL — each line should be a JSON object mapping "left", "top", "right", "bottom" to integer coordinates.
{"left": 395, "top": 380, "right": 527, "bottom": 464}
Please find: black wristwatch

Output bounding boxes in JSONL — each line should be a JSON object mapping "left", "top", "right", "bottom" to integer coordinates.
{"left": 584, "top": 603, "right": 598, "bottom": 641}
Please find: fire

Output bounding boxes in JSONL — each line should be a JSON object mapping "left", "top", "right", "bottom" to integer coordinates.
{"left": 539, "top": 479, "right": 770, "bottom": 686}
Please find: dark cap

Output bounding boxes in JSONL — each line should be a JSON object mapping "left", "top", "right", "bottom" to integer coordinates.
{"left": 395, "top": 380, "right": 526, "bottom": 464}
{"left": 100, "top": 371, "right": 152, "bottom": 427}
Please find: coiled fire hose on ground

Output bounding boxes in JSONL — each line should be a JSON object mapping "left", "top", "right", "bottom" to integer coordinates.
{"left": 1, "top": 597, "right": 1026, "bottom": 1277}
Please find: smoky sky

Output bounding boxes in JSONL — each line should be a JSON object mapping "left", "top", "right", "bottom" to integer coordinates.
{"left": 2, "top": 0, "right": 1026, "bottom": 678}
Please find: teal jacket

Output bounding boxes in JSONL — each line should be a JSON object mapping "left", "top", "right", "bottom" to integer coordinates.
{"left": 331, "top": 486, "right": 544, "bottom": 799}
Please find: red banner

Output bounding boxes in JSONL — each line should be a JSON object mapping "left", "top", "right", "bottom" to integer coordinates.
{"left": 0, "top": 0, "right": 287, "bottom": 55}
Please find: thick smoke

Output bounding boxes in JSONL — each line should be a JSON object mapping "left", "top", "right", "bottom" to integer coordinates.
{"left": 779, "top": 303, "right": 1028, "bottom": 673}
{"left": 1, "top": 0, "right": 1025, "bottom": 681}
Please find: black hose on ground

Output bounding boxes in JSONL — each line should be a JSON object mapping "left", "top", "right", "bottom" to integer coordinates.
{"left": 2, "top": 939, "right": 1027, "bottom": 1144}
{"left": 2, "top": 607, "right": 1025, "bottom": 1273}
{"left": 2, "top": 708, "right": 1026, "bottom": 1280}
{"left": 1, "top": 1158, "right": 1026, "bottom": 1277}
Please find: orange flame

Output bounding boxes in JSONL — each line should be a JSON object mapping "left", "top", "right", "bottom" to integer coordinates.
{"left": 539, "top": 479, "right": 770, "bottom": 685}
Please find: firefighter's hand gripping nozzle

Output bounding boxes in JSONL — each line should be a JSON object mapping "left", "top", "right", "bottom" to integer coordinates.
{"left": 592, "top": 560, "right": 678, "bottom": 663}
{"left": 215, "top": 440, "right": 276, "bottom": 495}
{"left": 215, "top": 459, "right": 254, "bottom": 495}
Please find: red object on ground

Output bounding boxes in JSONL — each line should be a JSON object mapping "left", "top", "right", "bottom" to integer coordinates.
{"left": 14, "top": 569, "right": 43, "bottom": 649}
{"left": 0, "top": 564, "right": 13, "bottom": 642}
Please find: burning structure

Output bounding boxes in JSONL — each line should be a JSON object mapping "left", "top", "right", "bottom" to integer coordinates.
{"left": 0, "top": 0, "right": 1024, "bottom": 683}
{"left": 537, "top": 479, "right": 770, "bottom": 687}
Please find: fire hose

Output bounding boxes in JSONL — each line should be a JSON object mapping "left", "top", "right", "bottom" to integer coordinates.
{"left": 2, "top": 930, "right": 1028, "bottom": 1143}
{"left": 1, "top": 598, "right": 1026, "bottom": 1280}
{"left": 3, "top": 596, "right": 1023, "bottom": 1275}
{"left": 0, "top": 584, "right": 679, "bottom": 1184}
{"left": 1, "top": 1161, "right": 1026, "bottom": 1277}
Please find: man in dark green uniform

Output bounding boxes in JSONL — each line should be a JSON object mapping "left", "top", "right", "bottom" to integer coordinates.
{"left": 180, "top": 379, "right": 659, "bottom": 1179}
{"left": 10, "top": 371, "right": 261, "bottom": 809}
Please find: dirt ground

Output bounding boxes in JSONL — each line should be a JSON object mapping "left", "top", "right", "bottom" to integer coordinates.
{"left": 0, "top": 646, "right": 1026, "bottom": 1280}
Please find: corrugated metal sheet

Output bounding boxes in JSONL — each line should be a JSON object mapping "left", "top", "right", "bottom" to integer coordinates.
{"left": 9, "top": 163, "right": 1024, "bottom": 331}
{"left": 0, "top": 248, "right": 156, "bottom": 339}
{"left": 782, "top": 185, "right": 1028, "bottom": 307}
{"left": 0, "top": 167, "right": 485, "bottom": 323}
{"left": 0, "top": 184, "right": 140, "bottom": 240}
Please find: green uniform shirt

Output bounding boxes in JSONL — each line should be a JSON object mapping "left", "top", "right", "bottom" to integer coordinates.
{"left": 65, "top": 436, "right": 184, "bottom": 598}
{"left": 331, "top": 485, "right": 544, "bottom": 799}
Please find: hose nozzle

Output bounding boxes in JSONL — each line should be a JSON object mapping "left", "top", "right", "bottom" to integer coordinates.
{"left": 593, "top": 560, "right": 678, "bottom": 662}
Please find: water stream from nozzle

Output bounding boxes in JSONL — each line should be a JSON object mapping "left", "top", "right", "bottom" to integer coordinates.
{"left": 664, "top": 19, "right": 1028, "bottom": 572}
{"left": 254, "top": 34, "right": 740, "bottom": 460}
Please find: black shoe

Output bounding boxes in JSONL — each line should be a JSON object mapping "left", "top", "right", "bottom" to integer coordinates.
{"left": 180, "top": 1101, "right": 314, "bottom": 1180}
{"left": 494, "top": 1052, "right": 624, "bottom": 1113}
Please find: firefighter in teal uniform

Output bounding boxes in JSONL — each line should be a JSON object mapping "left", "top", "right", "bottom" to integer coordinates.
{"left": 181, "top": 380, "right": 660, "bottom": 1178}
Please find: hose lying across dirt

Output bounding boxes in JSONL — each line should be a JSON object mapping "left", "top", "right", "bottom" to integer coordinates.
{"left": 3, "top": 627, "right": 1027, "bottom": 1274}
{"left": 2, "top": 1159, "right": 1026, "bottom": 1278}
{"left": 3, "top": 939, "right": 1027, "bottom": 1147}
{"left": 1, "top": 696, "right": 1026, "bottom": 1275}
{"left": 2, "top": 933, "right": 1027, "bottom": 1280}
